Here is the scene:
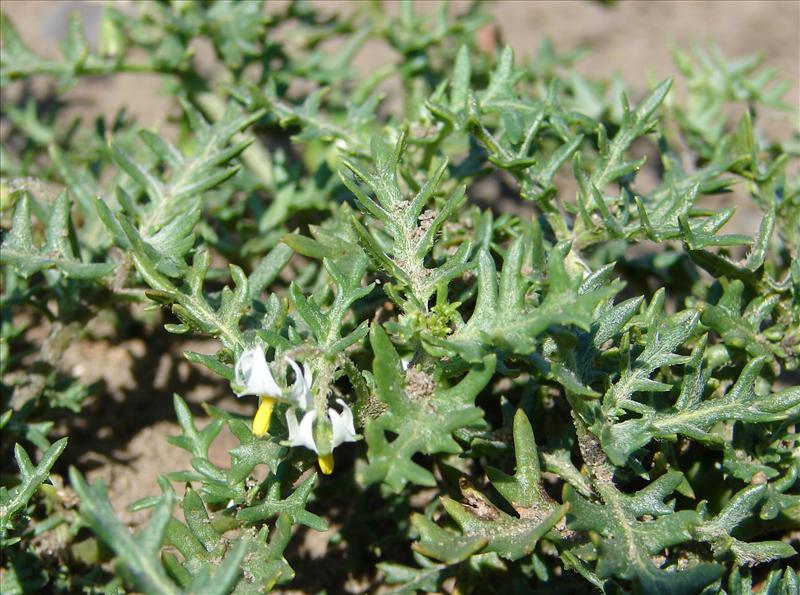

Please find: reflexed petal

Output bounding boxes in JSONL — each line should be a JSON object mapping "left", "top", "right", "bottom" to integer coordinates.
{"left": 287, "top": 409, "right": 318, "bottom": 452}
{"left": 233, "top": 348, "right": 257, "bottom": 388}
{"left": 286, "top": 357, "right": 312, "bottom": 409}
{"left": 336, "top": 399, "right": 356, "bottom": 433}
{"left": 234, "top": 346, "right": 281, "bottom": 397}
{"left": 285, "top": 407, "right": 301, "bottom": 443}
{"left": 329, "top": 399, "right": 358, "bottom": 448}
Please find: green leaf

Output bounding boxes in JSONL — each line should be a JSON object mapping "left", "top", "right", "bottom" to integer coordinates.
{"left": 248, "top": 242, "right": 293, "bottom": 300}
{"left": 600, "top": 294, "right": 700, "bottom": 421}
{"left": 591, "top": 79, "right": 672, "bottom": 190}
{"left": 413, "top": 410, "right": 566, "bottom": 563}
{"left": 237, "top": 472, "right": 327, "bottom": 531}
{"left": 602, "top": 354, "right": 800, "bottom": 466}
{"left": 167, "top": 394, "right": 224, "bottom": 460}
{"left": 343, "top": 132, "right": 471, "bottom": 307}
{"left": 695, "top": 484, "right": 797, "bottom": 566}
{"left": 0, "top": 438, "right": 67, "bottom": 545}
{"left": 0, "top": 12, "right": 72, "bottom": 85}
{"left": 1, "top": 193, "right": 113, "bottom": 280}
{"left": 378, "top": 560, "right": 448, "bottom": 594}
{"left": 431, "top": 239, "right": 620, "bottom": 361}
{"left": 567, "top": 472, "right": 723, "bottom": 594}
{"left": 699, "top": 279, "right": 786, "bottom": 364}
{"left": 163, "top": 485, "right": 294, "bottom": 593}
{"left": 105, "top": 102, "right": 263, "bottom": 263}
{"left": 70, "top": 467, "right": 179, "bottom": 595}
{"left": 358, "top": 324, "right": 496, "bottom": 491}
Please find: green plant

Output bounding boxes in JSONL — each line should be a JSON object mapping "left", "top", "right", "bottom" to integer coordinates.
{"left": 1, "top": 1, "right": 797, "bottom": 593}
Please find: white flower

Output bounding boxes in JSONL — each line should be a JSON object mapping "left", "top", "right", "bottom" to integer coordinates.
{"left": 285, "top": 398, "right": 358, "bottom": 474}
{"left": 232, "top": 346, "right": 312, "bottom": 437}
{"left": 234, "top": 346, "right": 310, "bottom": 404}
{"left": 234, "top": 346, "right": 359, "bottom": 473}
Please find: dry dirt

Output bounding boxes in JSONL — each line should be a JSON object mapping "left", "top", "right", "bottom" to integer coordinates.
{"left": 2, "top": 0, "right": 799, "bottom": 590}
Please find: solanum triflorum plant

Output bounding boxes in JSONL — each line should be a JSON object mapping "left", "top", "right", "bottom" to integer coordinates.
{"left": 1, "top": 1, "right": 798, "bottom": 593}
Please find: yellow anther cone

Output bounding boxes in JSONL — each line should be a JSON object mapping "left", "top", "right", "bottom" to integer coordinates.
{"left": 252, "top": 396, "right": 276, "bottom": 437}
{"left": 318, "top": 453, "right": 334, "bottom": 475}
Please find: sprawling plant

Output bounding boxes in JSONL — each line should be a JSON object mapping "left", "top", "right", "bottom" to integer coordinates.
{"left": 1, "top": 1, "right": 797, "bottom": 593}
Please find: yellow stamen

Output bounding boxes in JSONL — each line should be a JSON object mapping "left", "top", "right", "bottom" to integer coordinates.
{"left": 318, "top": 453, "right": 334, "bottom": 475}
{"left": 252, "top": 396, "right": 276, "bottom": 437}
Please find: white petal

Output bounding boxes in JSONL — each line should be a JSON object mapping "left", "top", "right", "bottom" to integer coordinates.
{"left": 296, "top": 410, "right": 318, "bottom": 452}
{"left": 234, "top": 348, "right": 257, "bottom": 388}
{"left": 329, "top": 399, "right": 358, "bottom": 448}
{"left": 286, "top": 357, "right": 311, "bottom": 409}
{"left": 235, "top": 346, "right": 281, "bottom": 397}
{"left": 335, "top": 399, "right": 356, "bottom": 434}
{"left": 285, "top": 407, "right": 301, "bottom": 443}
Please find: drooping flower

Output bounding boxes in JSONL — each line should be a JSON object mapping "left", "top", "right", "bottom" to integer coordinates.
{"left": 285, "top": 398, "right": 358, "bottom": 474}
{"left": 233, "top": 346, "right": 311, "bottom": 437}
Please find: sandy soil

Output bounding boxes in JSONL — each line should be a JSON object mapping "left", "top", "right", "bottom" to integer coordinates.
{"left": 2, "top": 0, "right": 798, "bottom": 589}
{"left": 495, "top": 1, "right": 799, "bottom": 112}
{"left": 4, "top": 1, "right": 798, "bottom": 133}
